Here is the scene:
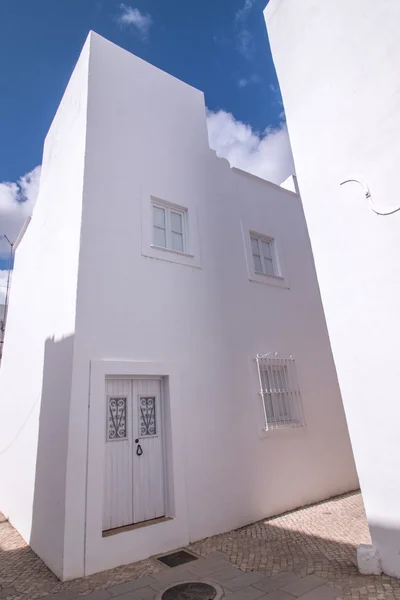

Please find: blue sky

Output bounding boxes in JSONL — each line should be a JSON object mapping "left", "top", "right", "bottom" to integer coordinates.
{"left": 0, "top": 0, "right": 293, "bottom": 286}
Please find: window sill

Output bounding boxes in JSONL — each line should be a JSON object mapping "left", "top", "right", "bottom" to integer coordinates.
{"left": 260, "top": 424, "right": 306, "bottom": 439}
{"left": 254, "top": 271, "right": 284, "bottom": 281}
{"left": 150, "top": 244, "right": 195, "bottom": 259}
{"left": 249, "top": 272, "right": 289, "bottom": 289}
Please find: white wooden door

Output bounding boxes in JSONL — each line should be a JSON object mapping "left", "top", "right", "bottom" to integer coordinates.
{"left": 103, "top": 378, "right": 165, "bottom": 531}
{"left": 132, "top": 379, "right": 165, "bottom": 523}
{"left": 103, "top": 378, "right": 133, "bottom": 531}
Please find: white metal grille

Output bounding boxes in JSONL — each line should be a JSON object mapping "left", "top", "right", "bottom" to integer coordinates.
{"left": 256, "top": 353, "right": 305, "bottom": 431}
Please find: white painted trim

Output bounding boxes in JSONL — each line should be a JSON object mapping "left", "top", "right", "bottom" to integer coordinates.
{"left": 241, "top": 221, "right": 290, "bottom": 289}
{"left": 141, "top": 187, "right": 202, "bottom": 269}
{"left": 105, "top": 374, "right": 162, "bottom": 380}
{"left": 152, "top": 198, "right": 188, "bottom": 253}
{"left": 150, "top": 245, "right": 195, "bottom": 259}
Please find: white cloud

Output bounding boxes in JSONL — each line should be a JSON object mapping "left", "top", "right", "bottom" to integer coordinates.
{"left": 0, "top": 166, "right": 41, "bottom": 258}
{"left": 117, "top": 4, "right": 153, "bottom": 39}
{"left": 238, "top": 74, "right": 262, "bottom": 88}
{"left": 235, "top": 0, "right": 256, "bottom": 58}
{"left": 237, "top": 28, "right": 254, "bottom": 59}
{"left": 206, "top": 110, "right": 295, "bottom": 185}
{"left": 235, "top": 0, "right": 256, "bottom": 22}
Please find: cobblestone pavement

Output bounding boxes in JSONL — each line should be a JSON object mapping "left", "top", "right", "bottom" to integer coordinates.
{"left": 1, "top": 492, "right": 400, "bottom": 600}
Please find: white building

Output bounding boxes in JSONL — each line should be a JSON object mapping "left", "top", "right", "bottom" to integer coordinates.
{"left": 0, "top": 31, "right": 357, "bottom": 581}
{"left": 0, "top": 303, "right": 4, "bottom": 347}
{"left": 265, "top": 0, "right": 400, "bottom": 579}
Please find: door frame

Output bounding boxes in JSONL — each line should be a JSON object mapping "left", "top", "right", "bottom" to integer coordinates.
{"left": 104, "top": 375, "right": 168, "bottom": 527}
{"left": 85, "top": 360, "right": 189, "bottom": 576}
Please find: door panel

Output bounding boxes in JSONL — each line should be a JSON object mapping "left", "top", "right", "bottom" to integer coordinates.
{"left": 103, "top": 378, "right": 165, "bottom": 531}
{"left": 103, "top": 379, "right": 133, "bottom": 531}
{"left": 132, "top": 379, "right": 165, "bottom": 523}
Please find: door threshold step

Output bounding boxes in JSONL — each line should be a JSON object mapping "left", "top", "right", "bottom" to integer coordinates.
{"left": 103, "top": 516, "right": 171, "bottom": 537}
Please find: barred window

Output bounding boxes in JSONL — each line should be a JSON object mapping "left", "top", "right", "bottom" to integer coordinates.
{"left": 256, "top": 353, "right": 305, "bottom": 430}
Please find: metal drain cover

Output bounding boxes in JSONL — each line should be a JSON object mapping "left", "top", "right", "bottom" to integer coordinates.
{"left": 162, "top": 582, "right": 217, "bottom": 600}
{"left": 158, "top": 550, "right": 198, "bottom": 568}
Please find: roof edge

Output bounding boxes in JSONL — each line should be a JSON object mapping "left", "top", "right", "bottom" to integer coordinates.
{"left": 264, "top": 0, "right": 285, "bottom": 22}
{"left": 231, "top": 167, "right": 299, "bottom": 197}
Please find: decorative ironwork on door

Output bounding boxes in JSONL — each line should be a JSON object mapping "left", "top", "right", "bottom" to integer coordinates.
{"left": 139, "top": 396, "right": 157, "bottom": 436}
{"left": 108, "top": 397, "right": 127, "bottom": 440}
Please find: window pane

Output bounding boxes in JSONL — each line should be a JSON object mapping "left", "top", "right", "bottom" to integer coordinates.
{"left": 261, "top": 240, "right": 272, "bottom": 259}
{"left": 171, "top": 231, "right": 183, "bottom": 252}
{"left": 253, "top": 254, "right": 262, "bottom": 273}
{"left": 153, "top": 206, "right": 166, "bottom": 228}
{"left": 264, "top": 257, "right": 274, "bottom": 275}
{"left": 251, "top": 237, "right": 260, "bottom": 256}
{"left": 154, "top": 226, "right": 166, "bottom": 247}
{"left": 171, "top": 211, "right": 183, "bottom": 233}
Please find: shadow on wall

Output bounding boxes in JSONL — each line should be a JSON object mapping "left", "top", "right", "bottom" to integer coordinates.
{"left": 30, "top": 334, "right": 75, "bottom": 580}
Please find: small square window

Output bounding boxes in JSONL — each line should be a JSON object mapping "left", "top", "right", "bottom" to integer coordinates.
{"left": 152, "top": 201, "right": 187, "bottom": 253}
{"left": 250, "top": 234, "right": 278, "bottom": 276}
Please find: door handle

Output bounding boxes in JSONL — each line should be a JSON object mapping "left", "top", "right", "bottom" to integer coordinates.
{"left": 136, "top": 442, "right": 143, "bottom": 456}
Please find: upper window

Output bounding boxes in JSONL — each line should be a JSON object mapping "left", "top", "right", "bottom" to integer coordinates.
{"left": 153, "top": 202, "right": 187, "bottom": 253}
{"left": 250, "top": 234, "right": 277, "bottom": 276}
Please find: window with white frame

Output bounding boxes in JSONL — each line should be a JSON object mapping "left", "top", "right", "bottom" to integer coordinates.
{"left": 256, "top": 353, "right": 305, "bottom": 431}
{"left": 153, "top": 202, "right": 187, "bottom": 253}
{"left": 250, "top": 234, "right": 277, "bottom": 276}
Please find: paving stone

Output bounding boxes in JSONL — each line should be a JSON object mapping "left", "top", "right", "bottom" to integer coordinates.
{"left": 224, "top": 573, "right": 266, "bottom": 592}
{"left": 253, "top": 573, "right": 302, "bottom": 594}
{"left": 149, "top": 568, "right": 199, "bottom": 584}
{"left": 107, "top": 586, "right": 155, "bottom": 600}
{"left": 262, "top": 592, "right": 297, "bottom": 600}
{"left": 281, "top": 576, "right": 327, "bottom": 597}
{"left": 1, "top": 493, "right": 398, "bottom": 600}
{"left": 82, "top": 591, "right": 112, "bottom": 600}
{"left": 206, "top": 566, "right": 243, "bottom": 584}
{"left": 148, "top": 575, "right": 200, "bottom": 592}
{"left": 108, "top": 577, "right": 158, "bottom": 596}
{"left": 186, "top": 558, "right": 232, "bottom": 577}
{"left": 0, "top": 588, "right": 16, "bottom": 599}
{"left": 206, "top": 552, "right": 229, "bottom": 560}
{"left": 226, "top": 586, "right": 265, "bottom": 600}
{"left": 296, "top": 585, "right": 339, "bottom": 600}
{"left": 42, "top": 594, "right": 78, "bottom": 600}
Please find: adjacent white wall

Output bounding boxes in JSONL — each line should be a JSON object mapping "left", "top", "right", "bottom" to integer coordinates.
{"left": 0, "top": 38, "right": 89, "bottom": 578}
{"left": 265, "top": 0, "right": 400, "bottom": 578}
{"left": 63, "top": 32, "right": 357, "bottom": 578}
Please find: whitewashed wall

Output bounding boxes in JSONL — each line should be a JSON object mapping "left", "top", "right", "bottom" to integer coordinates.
{"left": 0, "top": 31, "right": 358, "bottom": 581}
{"left": 265, "top": 0, "right": 400, "bottom": 579}
{"left": 0, "top": 39, "right": 89, "bottom": 578}
{"left": 64, "top": 33, "right": 357, "bottom": 578}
